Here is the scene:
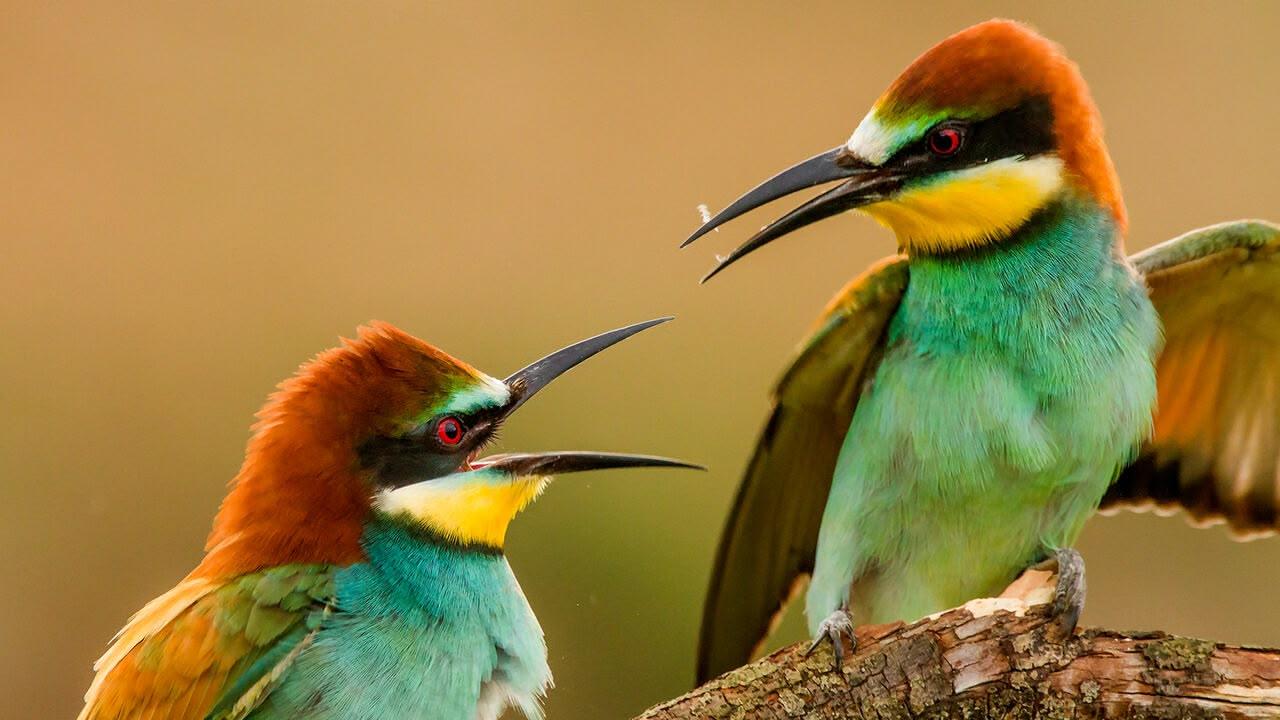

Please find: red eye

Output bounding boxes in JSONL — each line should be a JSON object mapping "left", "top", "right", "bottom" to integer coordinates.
{"left": 928, "top": 126, "right": 964, "bottom": 157}
{"left": 435, "top": 416, "right": 464, "bottom": 446}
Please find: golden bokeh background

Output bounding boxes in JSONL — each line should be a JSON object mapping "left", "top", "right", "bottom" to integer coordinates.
{"left": 3, "top": 3, "right": 1278, "bottom": 718}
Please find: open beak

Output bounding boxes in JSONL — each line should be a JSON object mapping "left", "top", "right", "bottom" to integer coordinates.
{"left": 471, "top": 451, "right": 703, "bottom": 476}
{"left": 377, "top": 449, "right": 701, "bottom": 551}
{"left": 473, "top": 317, "right": 704, "bottom": 476}
{"left": 683, "top": 146, "right": 902, "bottom": 281}
{"left": 501, "top": 316, "right": 671, "bottom": 415}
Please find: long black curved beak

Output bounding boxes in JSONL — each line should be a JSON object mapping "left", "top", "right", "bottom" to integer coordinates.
{"left": 471, "top": 451, "right": 704, "bottom": 476}
{"left": 683, "top": 146, "right": 901, "bottom": 281}
{"left": 502, "top": 317, "right": 671, "bottom": 416}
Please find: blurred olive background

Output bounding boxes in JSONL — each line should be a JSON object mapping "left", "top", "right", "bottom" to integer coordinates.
{"left": 3, "top": 2, "right": 1279, "bottom": 718}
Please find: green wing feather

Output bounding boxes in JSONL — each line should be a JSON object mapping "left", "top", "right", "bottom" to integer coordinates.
{"left": 79, "top": 564, "right": 336, "bottom": 720}
{"left": 205, "top": 566, "right": 335, "bottom": 720}
{"left": 696, "top": 256, "right": 909, "bottom": 683}
{"left": 1104, "top": 220, "right": 1280, "bottom": 536}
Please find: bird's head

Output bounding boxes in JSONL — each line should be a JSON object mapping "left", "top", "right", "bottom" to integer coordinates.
{"left": 202, "top": 318, "right": 693, "bottom": 572}
{"left": 686, "top": 19, "right": 1124, "bottom": 278}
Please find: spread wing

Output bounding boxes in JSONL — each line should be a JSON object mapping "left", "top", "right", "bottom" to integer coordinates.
{"left": 1103, "top": 220, "right": 1280, "bottom": 537}
{"left": 79, "top": 564, "right": 335, "bottom": 720}
{"left": 696, "top": 256, "right": 908, "bottom": 682}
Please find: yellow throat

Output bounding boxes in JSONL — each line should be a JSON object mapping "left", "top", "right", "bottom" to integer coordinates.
{"left": 377, "top": 475, "right": 549, "bottom": 549}
{"left": 861, "top": 155, "right": 1065, "bottom": 254}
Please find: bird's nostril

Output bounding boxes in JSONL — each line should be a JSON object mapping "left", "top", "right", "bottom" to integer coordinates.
{"left": 834, "top": 148, "right": 865, "bottom": 169}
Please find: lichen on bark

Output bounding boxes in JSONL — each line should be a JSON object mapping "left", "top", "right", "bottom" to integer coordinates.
{"left": 637, "top": 585, "right": 1280, "bottom": 720}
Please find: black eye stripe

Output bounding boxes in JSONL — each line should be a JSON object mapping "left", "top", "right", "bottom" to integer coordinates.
{"left": 357, "top": 404, "right": 510, "bottom": 488}
{"left": 887, "top": 96, "right": 1056, "bottom": 172}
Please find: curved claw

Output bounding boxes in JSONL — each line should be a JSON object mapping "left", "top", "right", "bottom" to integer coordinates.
{"left": 805, "top": 607, "right": 856, "bottom": 674}
{"left": 1049, "top": 548, "right": 1086, "bottom": 642}
{"left": 1031, "top": 547, "right": 1086, "bottom": 643}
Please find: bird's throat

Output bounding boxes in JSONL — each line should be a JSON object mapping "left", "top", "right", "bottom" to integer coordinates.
{"left": 862, "top": 155, "right": 1065, "bottom": 255}
{"left": 376, "top": 477, "right": 549, "bottom": 551}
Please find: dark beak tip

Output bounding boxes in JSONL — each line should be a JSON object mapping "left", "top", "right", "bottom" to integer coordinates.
{"left": 681, "top": 144, "right": 880, "bottom": 278}
{"left": 682, "top": 214, "right": 724, "bottom": 248}
{"left": 501, "top": 316, "right": 675, "bottom": 414}
{"left": 642, "top": 458, "right": 708, "bottom": 472}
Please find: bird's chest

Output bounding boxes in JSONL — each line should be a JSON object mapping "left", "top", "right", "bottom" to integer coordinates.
{"left": 259, "top": 530, "right": 551, "bottom": 720}
{"left": 832, "top": 244, "right": 1160, "bottom": 600}
{"left": 307, "top": 603, "right": 547, "bottom": 720}
{"left": 858, "top": 328, "right": 1153, "bottom": 507}
{"left": 854, "top": 234, "right": 1160, "bottom": 501}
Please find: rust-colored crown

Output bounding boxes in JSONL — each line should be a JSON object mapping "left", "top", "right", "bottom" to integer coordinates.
{"left": 880, "top": 19, "right": 1125, "bottom": 231}
{"left": 193, "top": 322, "right": 486, "bottom": 579}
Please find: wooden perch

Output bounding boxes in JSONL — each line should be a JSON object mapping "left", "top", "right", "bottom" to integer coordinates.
{"left": 637, "top": 574, "right": 1280, "bottom": 719}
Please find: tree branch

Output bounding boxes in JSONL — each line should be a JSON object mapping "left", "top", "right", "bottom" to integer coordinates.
{"left": 637, "top": 579, "right": 1280, "bottom": 719}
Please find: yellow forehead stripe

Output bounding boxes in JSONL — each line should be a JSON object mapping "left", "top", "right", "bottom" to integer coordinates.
{"left": 861, "top": 156, "right": 1064, "bottom": 255}
{"left": 378, "top": 476, "right": 548, "bottom": 549}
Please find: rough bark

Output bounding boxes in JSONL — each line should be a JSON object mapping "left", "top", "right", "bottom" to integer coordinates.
{"left": 637, "top": 582, "right": 1280, "bottom": 719}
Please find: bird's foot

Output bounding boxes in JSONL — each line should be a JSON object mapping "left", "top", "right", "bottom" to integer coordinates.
{"left": 1030, "top": 547, "right": 1086, "bottom": 642}
{"left": 805, "top": 606, "right": 856, "bottom": 672}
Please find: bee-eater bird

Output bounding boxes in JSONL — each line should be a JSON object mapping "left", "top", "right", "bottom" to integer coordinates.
{"left": 687, "top": 19, "right": 1280, "bottom": 682}
{"left": 78, "top": 318, "right": 701, "bottom": 720}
